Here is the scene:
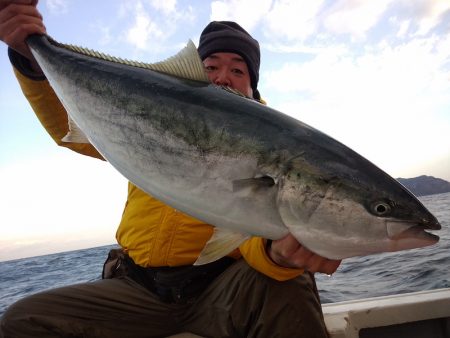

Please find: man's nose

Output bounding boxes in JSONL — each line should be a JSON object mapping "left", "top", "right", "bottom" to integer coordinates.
{"left": 213, "top": 70, "right": 231, "bottom": 86}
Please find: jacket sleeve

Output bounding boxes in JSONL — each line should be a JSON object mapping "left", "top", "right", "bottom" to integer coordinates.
{"left": 239, "top": 237, "right": 304, "bottom": 281}
{"left": 8, "top": 48, "right": 103, "bottom": 160}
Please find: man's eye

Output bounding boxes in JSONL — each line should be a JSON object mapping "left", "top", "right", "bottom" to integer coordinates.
{"left": 232, "top": 68, "right": 244, "bottom": 75}
{"left": 204, "top": 65, "right": 216, "bottom": 72}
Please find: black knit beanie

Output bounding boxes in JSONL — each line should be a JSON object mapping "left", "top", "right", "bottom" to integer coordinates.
{"left": 198, "top": 21, "right": 261, "bottom": 99}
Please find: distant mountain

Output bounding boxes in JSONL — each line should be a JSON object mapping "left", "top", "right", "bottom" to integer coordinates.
{"left": 397, "top": 175, "right": 450, "bottom": 196}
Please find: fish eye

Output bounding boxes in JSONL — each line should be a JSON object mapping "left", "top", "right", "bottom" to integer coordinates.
{"left": 371, "top": 201, "right": 391, "bottom": 216}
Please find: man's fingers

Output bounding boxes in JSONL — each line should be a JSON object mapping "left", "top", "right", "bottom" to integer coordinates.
{"left": 323, "top": 259, "right": 342, "bottom": 275}
{"left": 0, "top": 1, "right": 45, "bottom": 58}
{"left": 279, "top": 235, "right": 302, "bottom": 256}
{"left": 0, "top": 2, "right": 42, "bottom": 21}
{"left": 268, "top": 234, "right": 343, "bottom": 274}
{"left": 290, "top": 245, "right": 314, "bottom": 267}
{"left": 0, "top": 0, "right": 36, "bottom": 5}
{"left": 0, "top": 0, "right": 36, "bottom": 12}
{"left": 6, "top": 22, "right": 45, "bottom": 43}
{"left": 307, "top": 258, "right": 342, "bottom": 274}
{"left": 0, "top": 2, "right": 42, "bottom": 26}
{"left": 271, "top": 241, "right": 342, "bottom": 273}
{"left": 1, "top": 17, "right": 45, "bottom": 49}
{"left": 271, "top": 234, "right": 301, "bottom": 258}
{"left": 269, "top": 242, "right": 311, "bottom": 269}
{"left": 1, "top": 12, "right": 45, "bottom": 35}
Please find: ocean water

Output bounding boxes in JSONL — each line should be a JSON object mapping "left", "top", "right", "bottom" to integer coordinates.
{"left": 1, "top": 193, "right": 449, "bottom": 315}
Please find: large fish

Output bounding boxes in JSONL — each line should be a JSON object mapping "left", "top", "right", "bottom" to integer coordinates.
{"left": 26, "top": 34, "right": 441, "bottom": 264}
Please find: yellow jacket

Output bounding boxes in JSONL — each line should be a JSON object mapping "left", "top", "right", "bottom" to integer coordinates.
{"left": 11, "top": 54, "right": 304, "bottom": 281}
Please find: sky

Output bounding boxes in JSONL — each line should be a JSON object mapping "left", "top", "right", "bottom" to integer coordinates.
{"left": 1, "top": 0, "right": 449, "bottom": 261}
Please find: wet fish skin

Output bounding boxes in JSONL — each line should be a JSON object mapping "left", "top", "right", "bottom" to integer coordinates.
{"left": 26, "top": 34, "right": 441, "bottom": 263}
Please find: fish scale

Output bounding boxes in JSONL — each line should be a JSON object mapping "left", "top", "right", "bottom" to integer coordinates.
{"left": 26, "top": 34, "right": 441, "bottom": 265}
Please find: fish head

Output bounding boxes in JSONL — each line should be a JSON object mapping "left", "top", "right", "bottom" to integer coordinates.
{"left": 276, "top": 158, "right": 441, "bottom": 260}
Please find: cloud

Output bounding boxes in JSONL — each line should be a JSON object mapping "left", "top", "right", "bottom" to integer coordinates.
{"left": 148, "top": 0, "right": 177, "bottom": 15}
{"left": 122, "top": 0, "right": 196, "bottom": 52}
{"left": 45, "top": 0, "right": 69, "bottom": 15}
{"left": 126, "top": 3, "right": 165, "bottom": 50}
{"left": 209, "top": 0, "right": 324, "bottom": 42}
{"left": 391, "top": 18, "right": 411, "bottom": 38}
{"left": 210, "top": 0, "right": 272, "bottom": 31}
{"left": 385, "top": 1, "right": 450, "bottom": 39}
{"left": 322, "top": 0, "right": 395, "bottom": 39}
{"left": 262, "top": 32, "right": 450, "bottom": 178}
{"left": 263, "top": 0, "right": 325, "bottom": 41}
{"left": 412, "top": 0, "right": 450, "bottom": 36}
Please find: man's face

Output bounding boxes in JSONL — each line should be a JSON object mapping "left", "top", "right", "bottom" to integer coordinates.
{"left": 203, "top": 52, "right": 253, "bottom": 98}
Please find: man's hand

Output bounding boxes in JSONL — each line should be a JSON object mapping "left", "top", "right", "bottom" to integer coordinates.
{"left": 267, "top": 234, "right": 341, "bottom": 274}
{"left": 0, "top": 0, "right": 45, "bottom": 71}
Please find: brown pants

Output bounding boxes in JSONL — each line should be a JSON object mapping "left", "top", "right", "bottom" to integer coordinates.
{"left": 0, "top": 259, "right": 328, "bottom": 338}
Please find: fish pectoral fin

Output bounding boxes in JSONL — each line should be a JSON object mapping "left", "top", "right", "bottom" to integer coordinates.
{"left": 194, "top": 228, "right": 250, "bottom": 265}
{"left": 232, "top": 176, "right": 276, "bottom": 192}
{"left": 148, "top": 40, "right": 209, "bottom": 83}
{"left": 61, "top": 116, "right": 90, "bottom": 144}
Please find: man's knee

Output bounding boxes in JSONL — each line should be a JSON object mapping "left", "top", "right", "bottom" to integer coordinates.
{"left": 219, "top": 262, "right": 327, "bottom": 337}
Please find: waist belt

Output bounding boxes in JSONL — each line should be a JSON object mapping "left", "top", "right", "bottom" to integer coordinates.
{"left": 102, "top": 249, "right": 235, "bottom": 304}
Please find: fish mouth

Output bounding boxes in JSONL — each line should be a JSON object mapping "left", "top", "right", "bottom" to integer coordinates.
{"left": 421, "top": 217, "right": 442, "bottom": 231}
{"left": 386, "top": 220, "right": 440, "bottom": 243}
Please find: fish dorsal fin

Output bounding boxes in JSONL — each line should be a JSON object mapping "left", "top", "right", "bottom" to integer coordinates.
{"left": 50, "top": 36, "right": 209, "bottom": 83}
{"left": 148, "top": 40, "right": 209, "bottom": 82}
{"left": 61, "top": 116, "right": 90, "bottom": 143}
{"left": 194, "top": 228, "right": 250, "bottom": 265}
